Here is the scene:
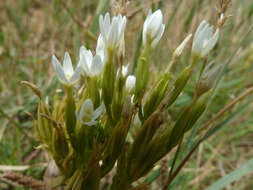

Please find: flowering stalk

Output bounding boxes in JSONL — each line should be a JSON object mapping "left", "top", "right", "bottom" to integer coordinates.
{"left": 102, "top": 49, "right": 115, "bottom": 120}
{"left": 65, "top": 86, "right": 76, "bottom": 146}
{"left": 25, "top": 7, "right": 227, "bottom": 190}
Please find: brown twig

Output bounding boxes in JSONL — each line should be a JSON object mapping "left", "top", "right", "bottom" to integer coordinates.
{"left": 198, "top": 85, "right": 253, "bottom": 134}
{"left": 1, "top": 171, "right": 45, "bottom": 190}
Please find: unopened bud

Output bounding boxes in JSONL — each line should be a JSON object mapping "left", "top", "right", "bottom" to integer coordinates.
{"left": 102, "top": 58, "right": 116, "bottom": 117}
{"left": 125, "top": 75, "right": 136, "bottom": 94}
{"left": 173, "top": 34, "right": 192, "bottom": 58}
{"left": 53, "top": 126, "right": 69, "bottom": 159}
{"left": 195, "top": 62, "right": 221, "bottom": 96}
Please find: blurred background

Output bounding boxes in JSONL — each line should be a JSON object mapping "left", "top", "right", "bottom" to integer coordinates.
{"left": 0, "top": 0, "right": 253, "bottom": 189}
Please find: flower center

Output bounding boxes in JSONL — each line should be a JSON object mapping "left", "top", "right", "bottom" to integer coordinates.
{"left": 66, "top": 73, "right": 71, "bottom": 79}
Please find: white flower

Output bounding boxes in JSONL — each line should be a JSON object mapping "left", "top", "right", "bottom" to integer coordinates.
{"left": 52, "top": 52, "right": 81, "bottom": 86}
{"left": 192, "top": 20, "right": 219, "bottom": 57}
{"left": 79, "top": 46, "right": 104, "bottom": 77}
{"left": 99, "top": 13, "right": 126, "bottom": 50}
{"left": 76, "top": 99, "right": 105, "bottom": 126}
{"left": 143, "top": 9, "right": 165, "bottom": 48}
{"left": 125, "top": 75, "right": 136, "bottom": 93}
{"left": 96, "top": 34, "right": 106, "bottom": 63}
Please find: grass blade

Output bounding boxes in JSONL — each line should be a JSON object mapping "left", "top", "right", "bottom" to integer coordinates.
{"left": 206, "top": 158, "right": 253, "bottom": 190}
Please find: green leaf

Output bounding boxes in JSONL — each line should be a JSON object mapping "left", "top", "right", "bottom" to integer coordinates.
{"left": 206, "top": 158, "right": 253, "bottom": 190}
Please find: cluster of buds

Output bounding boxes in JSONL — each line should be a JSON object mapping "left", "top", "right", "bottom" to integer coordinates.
{"left": 32, "top": 8, "right": 222, "bottom": 190}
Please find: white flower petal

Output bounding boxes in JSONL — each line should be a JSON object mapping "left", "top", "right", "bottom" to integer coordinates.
{"left": 52, "top": 55, "right": 68, "bottom": 84}
{"left": 142, "top": 9, "right": 164, "bottom": 48}
{"left": 198, "top": 24, "right": 210, "bottom": 47}
{"left": 82, "top": 120, "right": 98, "bottom": 126}
{"left": 79, "top": 45, "right": 86, "bottom": 58}
{"left": 79, "top": 49, "right": 89, "bottom": 74}
{"left": 151, "top": 24, "right": 165, "bottom": 48}
{"left": 104, "top": 13, "right": 111, "bottom": 31}
{"left": 192, "top": 21, "right": 208, "bottom": 53}
{"left": 91, "top": 55, "right": 104, "bottom": 76}
{"left": 69, "top": 65, "right": 81, "bottom": 84}
{"left": 126, "top": 75, "right": 136, "bottom": 93}
{"left": 92, "top": 103, "right": 105, "bottom": 121}
{"left": 80, "top": 99, "right": 94, "bottom": 116}
{"left": 192, "top": 20, "right": 219, "bottom": 57}
{"left": 109, "top": 17, "right": 119, "bottom": 47}
{"left": 149, "top": 10, "right": 163, "bottom": 38}
{"left": 63, "top": 52, "right": 74, "bottom": 77}
{"left": 85, "top": 50, "right": 93, "bottom": 69}
{"left": 119, "top": 16, "right": 127, "bottom": 40}
{"left": 99, "top": 12, "right": 127, "bottom": 50}
{"left": 122, "top": 65, "right": 128, "bottom": 77}
{"left": 99, "top": 15, "right": 108, "bottom": 45}
{"left": 194, "top": 20, "right": 207, "bottom": 38}
{"left": 202, "top": 28, "right": 219, "bottom": 57}
{"left": 96, "top": 34, "right": 105, "bottom": 62}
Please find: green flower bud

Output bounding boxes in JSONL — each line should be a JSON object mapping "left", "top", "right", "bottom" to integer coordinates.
{"left": 37, "top": 101, "right": 53, "bottom": 150}
{"left": 195, "top": 62, "right": 221, "bottom": 97}
{"left": 86, "top": 77, "right": 100, "bottom": 109}
{"left": 112, "top": 70, "right": 126, "bottom": 123}
{"left": 144, "top": 72, "right": 170, "bottom": 119}
{"left": 65, "top": 87, "right": 76, "bottom": 146}
{"left": 134, "top": 56, "right": 149, "bottom": 102}
{"left": 128, "top": 112, "right": 163, "bottom": 179}
{"left": 53, "top": 126, "right": 69, "bottom": 160}
{"left": 102, "top": 53, "right": 115, "bottom": 119}
{"left": 166, "top": 65, "right": 192, "bottom": 108}
{"left": 168, "top": 92, "right": 210, "bottom": 149}
{"left": 101, "top": 117, "right": 130, "bottom": 177}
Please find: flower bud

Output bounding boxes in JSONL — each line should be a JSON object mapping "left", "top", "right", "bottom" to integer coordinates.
{"left": 53, "top": 126, "right": 69, "bottom": 160}
{"left": 128, "top": 112, "right": 163, "bottom": 180}
{"left": 144, "top": 73, "right": 170, "bottom": 119}
{"left": 168, "top": 92, "right": 210, "bottom": 149}
{"left": 37, "top": 101, "right": 53, "bottom": 149}
{"left": 125, "top": 75, "right": 136, "bottom": 94}
{"left": 143, "top": 9, "right": 165, "bottom": 48}
{"left": 192, "top": 20, "right": 219, "bottom": 57}
{"left": 166, "top": 66, "right": 192, "bottom": 108}
{"left": 135, "top": 57, "right": 149, "bottom": 101}
{"left": 195, "top": 62, "right": 221, "bottom": 96}
{"left": 173, "top": 34, "right": 192, "bottom": 58}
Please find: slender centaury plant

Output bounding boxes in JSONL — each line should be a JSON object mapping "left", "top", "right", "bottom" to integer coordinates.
{"left": 24, "top": 8, "right": 230, "bottom": 190}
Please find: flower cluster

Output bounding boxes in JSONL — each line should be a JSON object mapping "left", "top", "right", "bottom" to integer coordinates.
{"left": 32, "top": 8, "right": 222, "bottom": 190}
